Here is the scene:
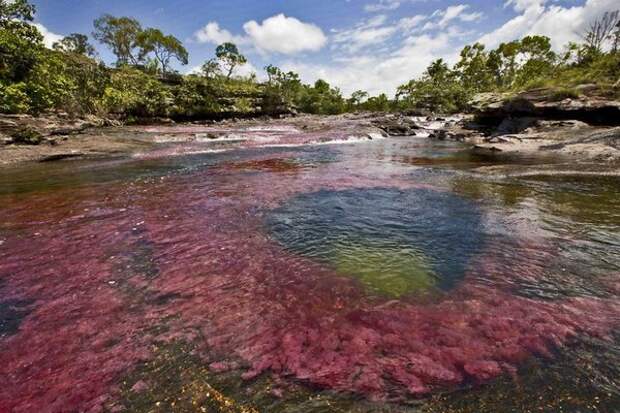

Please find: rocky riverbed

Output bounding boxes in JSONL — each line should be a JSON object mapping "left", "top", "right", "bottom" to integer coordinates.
{"left": 1, "top": 88, "right": 619, "bottom": 173}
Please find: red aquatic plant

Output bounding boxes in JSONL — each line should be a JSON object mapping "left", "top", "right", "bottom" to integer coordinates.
{"left": 0, "top": 149, "right": 618, "bottom": 412}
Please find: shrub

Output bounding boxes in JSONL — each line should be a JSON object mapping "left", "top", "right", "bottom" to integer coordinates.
{"left": 0, "top": 82, "right": 31, "bottom": 113}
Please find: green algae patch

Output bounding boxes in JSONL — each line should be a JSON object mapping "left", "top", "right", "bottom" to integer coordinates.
{"left": 330, "top": 241, "right": 437, "bottom": 297}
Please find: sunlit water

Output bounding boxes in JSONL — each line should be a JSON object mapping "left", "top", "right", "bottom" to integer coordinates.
{"left": 0, "top": 131, "right": 619, "bottom": 412}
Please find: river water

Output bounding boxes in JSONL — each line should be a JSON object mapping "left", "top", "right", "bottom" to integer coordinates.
{"left": 0, "top": 126, "right": 619, "bottom": 412}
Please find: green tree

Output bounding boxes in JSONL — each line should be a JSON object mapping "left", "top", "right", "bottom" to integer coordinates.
{"left": 215, "top": 42, "right": 247, "bottom": 79}
{"left": 201, "top": 58, "right": 221, "bottom": 79}
{"left": 93, "top": 14, "right": 142, "bottom": 66}
{"left": 348, "top": 90, "right": 369, "bottom": 109}
{"left": 136, "top": 28, "right": 188, "bottom": 75}
{"left": 53, "top": 33, "right": 98, "bottom": 57}
{"left": 298, "top": 79, "right": 345, "bottom": 115}
{"left": 102, "top": 67, "right": 171, "bottom": 117}
{"left": 513, "top": 35, "right": 557, "bottom": 87}
{"left": 0, "top": 0, "right": 43, "bottom": 82}
{"left": 397, "top": 59, "right": 468, "bottom": 113}
{"left": 364, "top": 93, "right": 390, "bottom": 112}
{"left": 455, "top": 43, "right": 493, "bottom": 92}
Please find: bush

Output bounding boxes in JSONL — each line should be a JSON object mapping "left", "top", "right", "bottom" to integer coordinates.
{"left": 0, "top": 82, "right": 31, "bottom": 113}
{"left": 550, "top": 88, "right": 581, "bottom": 101}
{"left": 10, "top": 126, "right": 43, "bottom": 145}
{"left": 103, "top": 67, "right": 172, "bottom": 117}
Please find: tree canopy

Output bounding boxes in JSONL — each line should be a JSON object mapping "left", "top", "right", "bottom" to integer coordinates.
{"left": 53, "top": 33, "right": 98, "bottom": 57}
{"left": 136, "top": 28, "right": 188, "bottom": 75}
{"left": 215, "top": 42, "right": 247, "bottom": 79}
{"left": 93, "top": 14, "right": 142, "bottom": 66}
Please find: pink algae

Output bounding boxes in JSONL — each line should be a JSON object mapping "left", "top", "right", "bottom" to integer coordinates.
{"left": 0, "top": 153, "right": 618, "bottom": 412}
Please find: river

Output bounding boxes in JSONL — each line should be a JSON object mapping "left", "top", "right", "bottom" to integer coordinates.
{"left": 0, "top": 125, "right": 618, "bottom": 412}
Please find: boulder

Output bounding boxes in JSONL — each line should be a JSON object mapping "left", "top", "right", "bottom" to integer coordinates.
{"left": 371, "top": 115, "right": 421, "bottom": 136}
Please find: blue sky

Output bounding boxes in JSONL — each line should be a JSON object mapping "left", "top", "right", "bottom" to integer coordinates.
{"left": 31, "top": 0, "right": 617, "bottom": 96}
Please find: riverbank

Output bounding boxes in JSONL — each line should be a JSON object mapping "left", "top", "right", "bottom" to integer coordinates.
{"left": 1, "top": 88, "right": 619, "bottom": 171}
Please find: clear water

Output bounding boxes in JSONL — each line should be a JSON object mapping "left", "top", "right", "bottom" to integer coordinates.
{"left": 0, "top": 132, "right": 618, "bottom": 413}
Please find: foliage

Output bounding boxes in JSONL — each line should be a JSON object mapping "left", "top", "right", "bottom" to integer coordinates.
{"left": 136, "top": 28, "right": 188, "bottom": 75}
{"left": 215, "top": 42, "right": 247, "bottom": 79}
{"left": 200, "top": 58, "right": 221, "bottom": 79}
{"left": 53, "top": 33, "right": 97, "bottom": 57}
{"left": 102, "top": 67, "right": 172, "bottom": 117}
{"left": 1, "top": 1, "right": 619, "bottom": 119}
{"left": 297, "top": 79, "right": 346, "bottom": 115}
{"left": 92, "top": 14, "right": 142, "bottom": 66}
{"left": 10, "top": 125, "right": 43, "bottom": 144}
{"left": 397, "top": 59, "right": 470, "bottom": 113}
{"left": 0, "top": 0, "right": 43, "bottom": 82}
{"left": 0, "top": 82, "right": 31, "bottom": 113}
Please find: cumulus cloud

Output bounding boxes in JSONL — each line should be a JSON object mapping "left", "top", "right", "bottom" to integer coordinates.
{"left": 243, "top": 14, "right": 327, "bottom": 54}
{"left": 189, "top": 0, "right": 615, "bottom": 98}
{"left": 194, "top": 14, "right": 327, "bottom": 55}
{"left": 193, "top": 22, "right": 245, "bottom": 45}
{"left": 284, "top": 30, "right": 461, "bottom": 97}
{"left": 479, "top": 0, "right": 618, "bottom": 50}
{"left": 33, "top": 23, "right": 63, "bottom": 48}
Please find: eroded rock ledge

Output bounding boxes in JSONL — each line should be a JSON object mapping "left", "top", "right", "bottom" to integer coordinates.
{"left": 427, "top": 87, "right": 620, "bottom": 163}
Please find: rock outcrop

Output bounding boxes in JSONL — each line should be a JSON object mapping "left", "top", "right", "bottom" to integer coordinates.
{"left": 0, "top": 113, "right": 118, "bottom": 145}
{"left": 471, "top": 87, "right": 620, "bottom": 126}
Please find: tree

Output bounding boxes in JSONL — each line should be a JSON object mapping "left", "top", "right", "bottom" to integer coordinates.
{"left": 92, "top": 14, "right": 142, "bottom": 66}
{"left": 455, "top": 43, "right": 493, "bottom": 92}
{"left": 201, "top": 58, "right": 221, "bottom": 79}
{"left": 136, "top": 28, "right": 188, "bottom": 75}
{"left": 53, "top": 33, "right": 97, "bottom": 57}
{"left": 364, "top": 93, "right": 390, "bottom": 112}
{"left": 297, "top": 79, "right": 345, "bottom": 115}
{"left": 487, "top": 40, "right": 521, "bottom": 88}
{"left": 580, "top": 10, "right": 619, "bottom": 55}
{"left": 0, "top": 0, "right": 43, "bottom": 82}
{"left": 612, "top": 19, "right": 620, "bottom": 53}
{"left": 514, "top": 35, "right": 556, "bottom": 86}
{"left": 215, "top": 42, "right": 247, "bottom": 79}
{"left": 265, "top": 64, "right": 279, "bottom": 84}
{"left": 397, "top": 59, "right": 468, "bottom": 113}
{"left": 348, "top": 90, "right": 369, "bottom": 108}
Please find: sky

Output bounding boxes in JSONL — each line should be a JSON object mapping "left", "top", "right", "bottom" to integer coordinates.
{"left": 30, "top": 0, "right": 619, "bottom": 97}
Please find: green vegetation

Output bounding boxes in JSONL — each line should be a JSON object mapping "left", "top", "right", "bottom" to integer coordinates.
{"left": 397, "top": 22, "right": 620, "bottom": 112}
{"left": 1, "top": 0, "right": 619, "bottom": 119}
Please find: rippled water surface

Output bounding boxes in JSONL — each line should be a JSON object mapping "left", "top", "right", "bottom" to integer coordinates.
{"left": 0, "top": 132, "right": 619, "bottom": 413}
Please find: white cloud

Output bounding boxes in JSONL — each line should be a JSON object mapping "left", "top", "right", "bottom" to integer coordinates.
{"left": 398, "top": 15, "right": 428, "bottom": 32}
{"left": 332, "top": 16, "right": 399, "bottom": 53}
{"left": 243, "top": 14, "right": 327, "bottom": 54}
{"left": 194, "top": 14, "right": 327, "bottom": 55}
{"left": 187, "top": 0, "right": 616, "bottom": 98}
{"left": 437, "top": 5, "right": 483, "bottom": 28}
{"left": 284, "top": 31, "right": 461, "bottom": 97}
{"left": 364, "top": 0, "right": 401, "bottom": 12}
{"left": 33, "top": 23, "right": 63, "bottom": 48}
{"left": 479, "top": 0, "right": 618, "bottom": 50}
{"left": 193, "top": 22, "right": 245, "bottom": 45}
